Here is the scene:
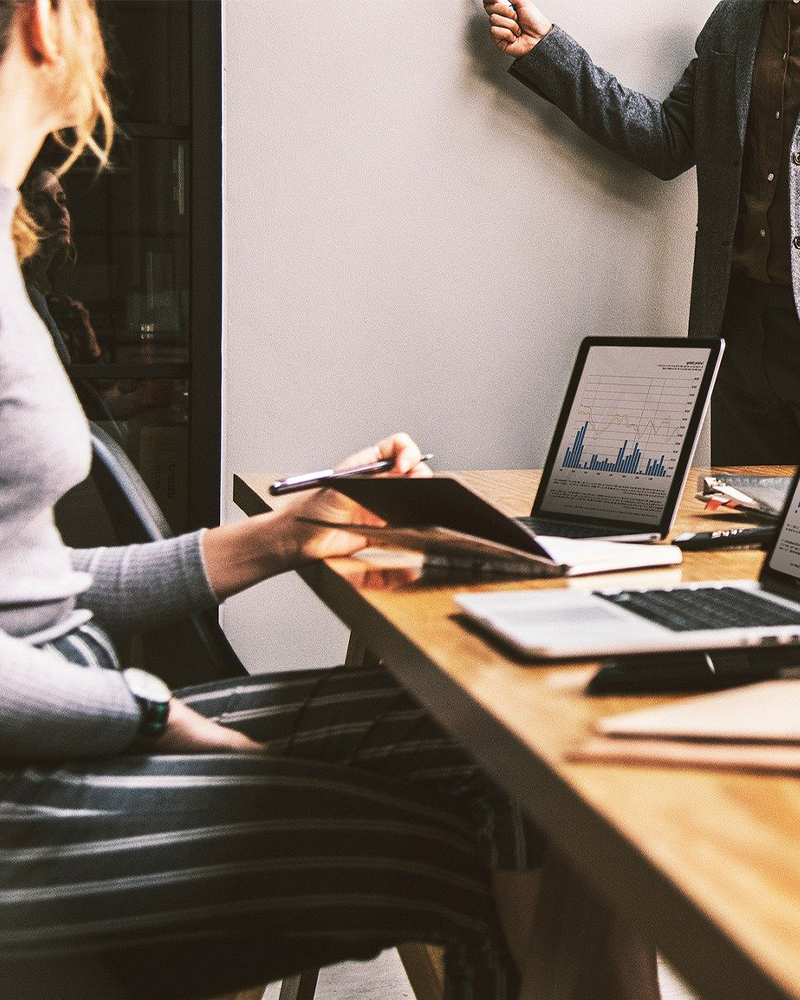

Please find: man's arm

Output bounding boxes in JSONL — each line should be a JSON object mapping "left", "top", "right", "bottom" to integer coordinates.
{"left": 485, "top": 1, "right": 697, "bottom": 181}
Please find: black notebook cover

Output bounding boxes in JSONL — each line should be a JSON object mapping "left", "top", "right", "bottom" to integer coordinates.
{"left": 328, "top": 476, "right": 547, "bottom": 557}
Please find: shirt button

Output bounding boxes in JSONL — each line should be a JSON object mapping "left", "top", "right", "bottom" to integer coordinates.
{"left": 768, "top": 172, "right": 775, "bottom": 181}
{"left": 794, "top": 236, "right": 800, "bottom": 249}
{"left": 761, "top": 229, "right": 767, "bottom": 238}
{"left": 777, "top": 111, "right": 782, "bottom": 119}
{"left": 794, "top": 152, "right": 800, "bottom": 165}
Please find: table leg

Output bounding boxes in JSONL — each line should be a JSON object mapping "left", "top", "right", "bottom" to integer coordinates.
{"left": 345, "top": 629, "right": 443, "bottom": 1000}
{"left": 344, "top": 631, "right": 381, "bottom": 669}
{"left": 521, "top": 852, "right": 615, "bottom": 1000}
{"left": 277, "top": 970, "right": 319, "bottom": 1000}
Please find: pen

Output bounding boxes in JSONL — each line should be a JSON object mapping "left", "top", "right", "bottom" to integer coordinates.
{"left": 672, "top": 525, "right": 776, "bottom": 551}
{"left": 269, "top": 453, "right": 434, "bottom": 496}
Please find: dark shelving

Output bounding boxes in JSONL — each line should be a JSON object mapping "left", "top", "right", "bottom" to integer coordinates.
{"left": 44, "top": 2, "right": 222, "bottom": 533}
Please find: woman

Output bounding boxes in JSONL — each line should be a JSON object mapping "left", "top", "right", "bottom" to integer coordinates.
{"left": 22, "top": 156, "right": 171, "bottom": 429}
{"left": 0, "top": 3, "right": 543, "bottom": 998}
{"left": 22, "top": 161, "right": 102, "bottom": 364}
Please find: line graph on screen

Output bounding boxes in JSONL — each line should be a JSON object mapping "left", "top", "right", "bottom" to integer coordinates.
{"left": 560, "top": 372, "right": 700, "bottom": 478}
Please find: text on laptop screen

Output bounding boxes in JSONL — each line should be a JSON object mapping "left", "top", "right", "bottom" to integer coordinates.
{"left": 537, "top": 344, "right": 713, "bottom": 525}
{"left": 768, "top": 476, "right": 800, "bottom": 581}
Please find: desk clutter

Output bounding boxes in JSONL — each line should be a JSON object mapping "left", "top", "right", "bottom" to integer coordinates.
{"left": 696, "top": 473, "right": 793, "bottom": 519}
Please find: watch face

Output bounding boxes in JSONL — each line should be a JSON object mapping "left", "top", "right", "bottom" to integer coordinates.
{"left": 123, "top": 668, "right": 171, "bottom": 704}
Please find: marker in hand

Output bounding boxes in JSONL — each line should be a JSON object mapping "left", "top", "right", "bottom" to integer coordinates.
{"left": 269, "top": 454, "right": 434, "bottom": 496}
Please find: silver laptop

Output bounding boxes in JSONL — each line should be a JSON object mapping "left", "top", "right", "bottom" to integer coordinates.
{"left": 455, "top": 467, "right": 800, "bottom": 659}
{"left": 521, "top": 336, "right": 724, "bottom": 541}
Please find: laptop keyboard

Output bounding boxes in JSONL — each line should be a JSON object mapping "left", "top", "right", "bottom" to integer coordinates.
{"left": 598, "top": 586, "right": 800, "bottom": 632}
{"left": 517, "top": 516, "right": 626, "bottom": 539}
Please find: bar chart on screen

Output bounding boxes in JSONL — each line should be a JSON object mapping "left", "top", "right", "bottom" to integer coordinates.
{"left": 562, "top": 418, "right": 668, "bottom": 477}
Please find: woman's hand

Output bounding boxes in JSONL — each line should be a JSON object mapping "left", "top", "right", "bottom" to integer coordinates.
{"left": 283, "top": 432, "right": 432, "bottom": 565}
{"left": 153, "top": 698, "right": 266, "bottom": 755}
{"left": 483, "top": 1, "right": 553, "bottom": 58}
{"left": 201, "top": 433, "right": 431, "bottom": 599}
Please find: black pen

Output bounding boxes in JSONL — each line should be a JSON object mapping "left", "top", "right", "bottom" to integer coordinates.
{"left": 672, "top": 525, "right": 776, "bottom": 551}
{"left": 269, "top": 453, "right": 434, "bottom": 496}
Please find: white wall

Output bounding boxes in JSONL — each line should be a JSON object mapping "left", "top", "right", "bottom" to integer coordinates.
{"left": 221, "top": 0, "right": 714, "bottom": 673}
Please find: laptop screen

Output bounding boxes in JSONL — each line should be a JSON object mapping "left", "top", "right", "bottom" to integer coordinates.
{"left": 763, "top": 468, "right": 800, "bottom": 590}
{"left": 533, "top": 338, "right": 722, "bottom": 531}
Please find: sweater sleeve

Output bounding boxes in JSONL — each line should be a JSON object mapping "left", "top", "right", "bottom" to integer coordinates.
{"left": 508, "top": 24, "right": 697, "bottom": 181}
{"left": 0, "top": 630, "right": 140, "bottom": 758}
{"left": 70, "top": 529, "right": 220, "bottom": 636}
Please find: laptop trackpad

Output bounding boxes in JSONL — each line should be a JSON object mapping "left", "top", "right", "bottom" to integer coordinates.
{"left": 470, "top": 591, "right": 644, "bottom": 630}
{"left": 498, "top": 601, "right": 627, "bottom": 629}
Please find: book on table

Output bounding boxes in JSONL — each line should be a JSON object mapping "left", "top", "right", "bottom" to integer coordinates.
{"left": 296, "top": 475, "right": 682, "bottom": 579}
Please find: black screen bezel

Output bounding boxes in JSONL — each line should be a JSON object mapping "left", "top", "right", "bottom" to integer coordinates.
{"left": 531, "top": 336, "right": 724, "bottom": 537}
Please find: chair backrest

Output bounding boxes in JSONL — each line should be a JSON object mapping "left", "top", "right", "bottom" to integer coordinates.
{"left": 90, "top": 423, "right": 173, "bottom": 543}
{"left": 88, "top": 422, "right": 248, "bottom": 686}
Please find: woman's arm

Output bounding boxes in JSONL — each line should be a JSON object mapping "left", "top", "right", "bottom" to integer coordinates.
{"left": 71, "top": 531, "right": 218, "bottom": 635}
{"left": 72, "top": 433, "right": 430, "bottom": 624}
{"left": 201, "top": 432, "right": 430, "bottom": 597}
{"left": 0, "top": 630, "right": 140, "bottom": 758}
{"left": 0, "top": 628, "right": 267, "bottom": 758}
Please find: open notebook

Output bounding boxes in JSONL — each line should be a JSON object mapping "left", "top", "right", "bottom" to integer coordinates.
{"left": 297, "top": 516, "right": 682, "bottom": 578}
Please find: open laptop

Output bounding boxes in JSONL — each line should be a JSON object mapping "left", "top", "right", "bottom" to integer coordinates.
{"left": 455, "top": 467, "right": 800, "bottom": 660}
{"left": 518, "top": 336, "right": 724, "bottom": 541}
{"left": 329, "top": 336, "right": 723, "bottom": 557}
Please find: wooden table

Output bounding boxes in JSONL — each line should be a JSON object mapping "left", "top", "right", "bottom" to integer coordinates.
{"left": 234, "top": 468, "right": 800, "bottom": 1000}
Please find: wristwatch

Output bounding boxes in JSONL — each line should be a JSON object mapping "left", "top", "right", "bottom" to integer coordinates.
{"left": 122, "top": 667, "right": 171, "bottom": 741}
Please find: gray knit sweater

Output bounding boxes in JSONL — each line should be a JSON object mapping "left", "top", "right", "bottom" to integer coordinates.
{"left": 0, "top": 183, "right": 219, "bottom": 760}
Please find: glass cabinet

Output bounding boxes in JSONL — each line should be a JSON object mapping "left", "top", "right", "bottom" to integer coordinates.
{"left": 35, "top": 1, "right": 221, "bottom": 533}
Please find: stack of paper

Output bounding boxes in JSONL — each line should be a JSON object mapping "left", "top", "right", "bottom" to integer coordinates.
{"left": 571, "top": 679, "right": 800, "bottom": 773}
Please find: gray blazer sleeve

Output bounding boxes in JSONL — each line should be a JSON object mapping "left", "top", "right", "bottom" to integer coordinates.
{"left": 70, "top": 529, "right": 219, "bottom": 636}
{"left": 0, "top": 630, "right": 140, "bottom": 759}
{"left": 509, "top": 25, "right": 697, "bottom": 181}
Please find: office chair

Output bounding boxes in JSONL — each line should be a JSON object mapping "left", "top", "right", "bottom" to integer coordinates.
{"left": 77, "top": 426, "right": 322, "bottom": 1000}
{"left": 77, "top": 423, "right": 442, "bottom": 1000}
{"left": 87, "top": 421, "right": 247, "bottom": 687}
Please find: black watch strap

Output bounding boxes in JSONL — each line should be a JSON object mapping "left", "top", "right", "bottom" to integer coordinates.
{"left": 123, "top": 668, "right": 171, "bottom": 740}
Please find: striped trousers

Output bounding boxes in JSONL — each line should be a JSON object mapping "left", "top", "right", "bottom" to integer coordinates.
{"left": 0, "top": 628, "right": 544, "bottom": 1000}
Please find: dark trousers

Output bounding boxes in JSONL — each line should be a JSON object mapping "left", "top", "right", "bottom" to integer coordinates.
{"left": 0, "top": 665, "right": 543, "bottom": 1000}
{"left": 712, "top": 275, "right": 800, "bottom": 465}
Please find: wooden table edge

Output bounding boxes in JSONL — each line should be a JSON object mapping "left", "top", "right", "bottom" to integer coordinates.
{"left": 232, "top": 471, "right": 796, "bottom": 1000}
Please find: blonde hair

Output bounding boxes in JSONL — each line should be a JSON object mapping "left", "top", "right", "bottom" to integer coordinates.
{"left": 2, "top": 0, "right": 114, "bottom": 262}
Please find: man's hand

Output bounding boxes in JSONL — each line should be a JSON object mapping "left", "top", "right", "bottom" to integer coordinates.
{"left": 283, "top": 432, "right": 432, "bottom": 565}
{"left": 154, "top": 698, "right": 266, "bottom": 754}
{"left": 483, "top": 1, "right": 553, "bottom": 58}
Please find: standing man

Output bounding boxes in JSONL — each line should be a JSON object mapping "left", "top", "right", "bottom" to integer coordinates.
{"left": 484, "top": 1, "right": 800, "bottom": 465}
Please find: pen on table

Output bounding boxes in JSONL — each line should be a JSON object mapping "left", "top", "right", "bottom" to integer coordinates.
{"left": 269, "top": 453, "right": 434, "bottom": 496}
{"left": 672, "top": 526, "right": 776, "bottom": 551}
